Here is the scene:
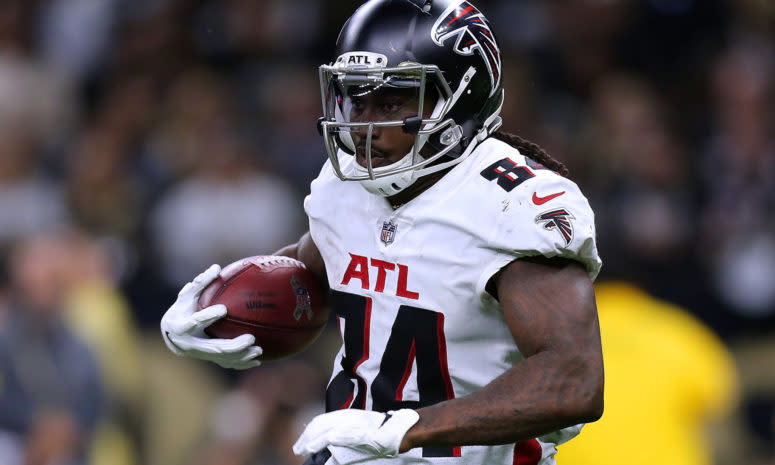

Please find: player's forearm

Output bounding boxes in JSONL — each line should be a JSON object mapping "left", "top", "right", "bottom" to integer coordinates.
{"left": 400, "top": 349, "right": 603, "bottom": 451}
{"left": 273, "top": 242, "right": 299, "bottom": 259}
{"left": 273, "top": 231, "right": 326, "bottom": 279}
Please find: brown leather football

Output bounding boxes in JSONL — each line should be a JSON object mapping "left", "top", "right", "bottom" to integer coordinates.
{"left": 199, "top": 256, "right": 328, "bottom": 362}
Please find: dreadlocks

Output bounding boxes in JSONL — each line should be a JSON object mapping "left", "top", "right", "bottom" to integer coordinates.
{"left": 490, "top": 131, "right": 569, "bottom": 177}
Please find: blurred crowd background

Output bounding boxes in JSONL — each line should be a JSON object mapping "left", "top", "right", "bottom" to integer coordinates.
{"left": 0, "top": 0, "right": 772, "bottom": 464}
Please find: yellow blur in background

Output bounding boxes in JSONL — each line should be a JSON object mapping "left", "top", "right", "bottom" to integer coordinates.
{"left": 558, "top": 282, "right": 738, "bottom": 465}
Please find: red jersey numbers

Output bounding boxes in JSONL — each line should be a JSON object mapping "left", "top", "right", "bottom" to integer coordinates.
{"left": 341, "top": 253, "right": 420, "bottom": 299}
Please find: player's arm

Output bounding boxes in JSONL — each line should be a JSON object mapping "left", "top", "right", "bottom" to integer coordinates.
{"left": 401, "top": 256, "right": 603, "bottom": 449}
{"left": 273, "top": 231, "right": 326, "bottom": 279}
{"left": 293, "top": 256, "right": 603, "bottom": 457}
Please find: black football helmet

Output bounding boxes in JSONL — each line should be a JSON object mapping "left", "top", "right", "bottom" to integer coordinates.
{"left": 318, "top": 0, "right": 504, "bottom": 196}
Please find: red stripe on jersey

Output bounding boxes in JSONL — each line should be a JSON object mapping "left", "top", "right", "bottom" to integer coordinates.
{"left": 436, "top": 315, "right": 454, "bottom": 399}
{"left": 358, "top": 298, "right": 372, "bottom": 368}
{"left": 395, "top": 340, "right": 416, "bottom": 401}
{"left": 349, "top": 297, "right": 372, "bottom": 409}
{"left": 339, "top": 391, "right": 355, "bottom": 410}
{"left": 436, "top": 314, "right": 461, "bottom": 457}
{"left": 355, "top": 298, "right": 372, "bottom": 368}
{"left": 513, "top": 439, "right": 542, "bottom": 465}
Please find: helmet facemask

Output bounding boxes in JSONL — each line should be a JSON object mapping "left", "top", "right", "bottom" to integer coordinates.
{"left": 318, "top": 60, "right": 468, "bottom": 196}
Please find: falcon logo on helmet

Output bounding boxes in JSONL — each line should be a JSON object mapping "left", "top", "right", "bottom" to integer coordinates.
{"left": 536, "top": 209, "right": 575, "bottom": 245}
{"left": 431, "top": 1, "right": 501, "bottom": 96}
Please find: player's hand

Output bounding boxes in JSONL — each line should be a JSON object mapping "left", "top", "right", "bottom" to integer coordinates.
{"left": 160, "top": 264, "right": 263, "bottom": 369}
{"left": 293, "top": 409, "right": 419, "bottom": 458}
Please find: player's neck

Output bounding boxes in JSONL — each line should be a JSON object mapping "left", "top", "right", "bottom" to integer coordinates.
{"left": 386, "top": 168, "right": 451, "bottom": 209}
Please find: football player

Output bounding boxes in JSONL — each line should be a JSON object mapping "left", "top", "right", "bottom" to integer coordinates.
{"left": 161, "top": 1, "right": 604, "bottom": 464}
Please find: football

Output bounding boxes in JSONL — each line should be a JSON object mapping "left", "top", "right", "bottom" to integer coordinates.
{"left": 199, "top": 255, "right": 328, "bottom": 361}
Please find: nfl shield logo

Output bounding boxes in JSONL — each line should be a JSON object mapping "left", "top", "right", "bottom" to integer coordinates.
{"left": 380, "top": 220, "right": 397, "bottom": 245}
{"left": 290, "top": 274, "right": 313, "bottom": 321}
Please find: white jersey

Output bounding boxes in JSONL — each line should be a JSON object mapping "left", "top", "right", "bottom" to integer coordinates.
{"left": 304, "top": 137, "right": 602, "bottom": 465}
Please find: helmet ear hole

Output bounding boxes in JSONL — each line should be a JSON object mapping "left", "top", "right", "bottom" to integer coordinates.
{"left": 439, "top": 125, "right": 463, "bottom": 146}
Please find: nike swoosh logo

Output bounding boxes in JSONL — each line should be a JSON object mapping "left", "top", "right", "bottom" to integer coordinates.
{"left": 532, "top": 191, "right": 565, "bottom": 205}
{"left": 379, "top": 412, "right": 393, "bottom": 428}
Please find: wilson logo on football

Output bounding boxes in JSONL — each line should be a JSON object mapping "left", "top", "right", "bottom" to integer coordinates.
{"left": 536, "top": 209, "right": 575, "bottom": 245}
{"left": 431, "top": 1, "right": 501, "bottom": 95}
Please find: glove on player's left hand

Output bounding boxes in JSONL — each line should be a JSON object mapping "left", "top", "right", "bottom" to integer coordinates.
{"left": 293, "top": 409, "right": 419, "bottom": 458}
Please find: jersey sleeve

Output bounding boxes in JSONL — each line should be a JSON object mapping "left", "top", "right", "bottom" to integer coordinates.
{"left": 476, "top": 171, "right": 602, "bottom": 298}
{"left": 303, "top": 158, "right": 337, "bottom": 222}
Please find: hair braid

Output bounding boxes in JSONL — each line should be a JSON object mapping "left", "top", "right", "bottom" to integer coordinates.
{"left": 490, "top": 131, "right": 569, "bottom": 177}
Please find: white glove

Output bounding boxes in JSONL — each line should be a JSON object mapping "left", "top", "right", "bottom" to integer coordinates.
{"left": 293, "top": 409, "right": 420, "bottom": 458}
{"left": 160, "top": 264, "right": 263, "bottom": 370}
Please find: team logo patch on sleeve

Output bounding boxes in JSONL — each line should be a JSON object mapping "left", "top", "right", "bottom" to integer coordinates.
{"left": 536, "top": 209, "right": 574, "bottom": 245}
{"left": 431, "top": 0, "right": 501, "bottom": 95}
